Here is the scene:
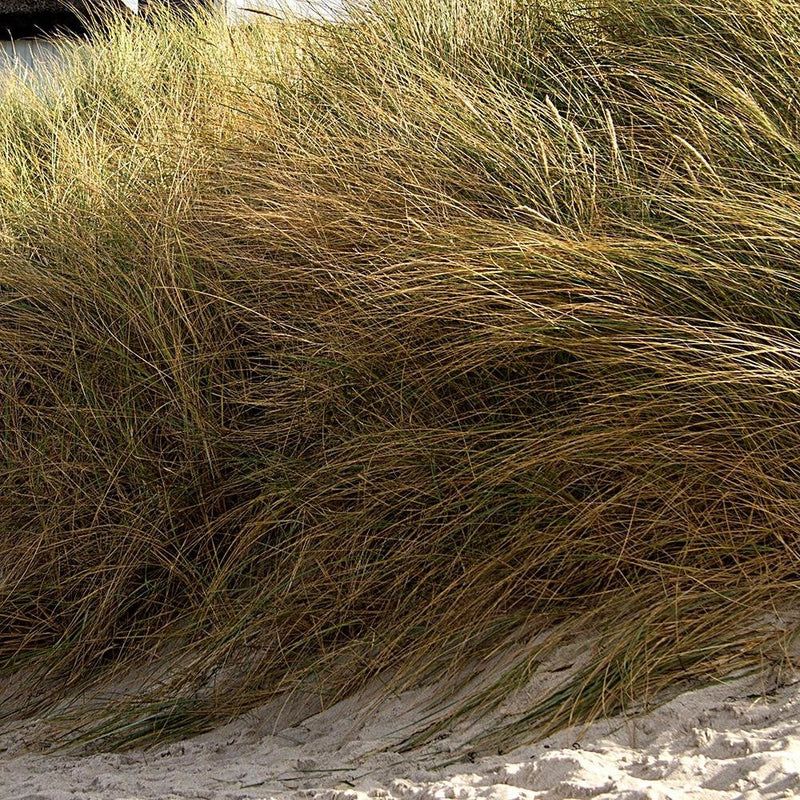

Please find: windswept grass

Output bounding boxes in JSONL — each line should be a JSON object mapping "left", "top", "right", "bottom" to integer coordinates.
{"left": 2, "top": 0, "right": 800, "bottom": 751}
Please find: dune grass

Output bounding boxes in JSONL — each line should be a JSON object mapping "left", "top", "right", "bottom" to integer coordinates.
{"left": 2, "top": 0, "right": 800, "bottom": 751}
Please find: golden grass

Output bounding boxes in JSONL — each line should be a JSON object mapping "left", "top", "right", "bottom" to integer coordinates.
{"left": 1, "top": 0, "right": 800, "bottom": 751}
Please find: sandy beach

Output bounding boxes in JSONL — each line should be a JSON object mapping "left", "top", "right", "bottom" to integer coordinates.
{"left": 2, "top": 633, "right": 798, "bottom": 800}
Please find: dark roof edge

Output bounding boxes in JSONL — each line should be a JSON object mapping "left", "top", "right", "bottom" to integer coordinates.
{"left": 0, "top": 2, "right": 134, "bottom": 40}
{"left": 0, "top": 11, "right": 85, "bottom": 38}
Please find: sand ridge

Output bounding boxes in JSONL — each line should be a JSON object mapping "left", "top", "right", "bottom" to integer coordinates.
{"left": 1, "top": 639, "right": 799, "bottom": 800}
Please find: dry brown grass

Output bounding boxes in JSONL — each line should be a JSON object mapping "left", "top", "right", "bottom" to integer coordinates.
{"left": 1, "top": 0, "right": 800, "bottom": 751}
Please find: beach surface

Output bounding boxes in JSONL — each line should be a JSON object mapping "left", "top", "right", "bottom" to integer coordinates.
{"left": 1, "top": 634, "right": 798, "bottom": 800}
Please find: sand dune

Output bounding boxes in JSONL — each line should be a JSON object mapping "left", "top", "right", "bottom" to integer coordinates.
{"left": 2, "top": 636, "right": 798, "bottom": 800}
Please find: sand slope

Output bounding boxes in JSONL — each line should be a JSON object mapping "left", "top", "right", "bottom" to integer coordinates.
{"left": 1, "top": 634, "right": 799, "bottom": 800}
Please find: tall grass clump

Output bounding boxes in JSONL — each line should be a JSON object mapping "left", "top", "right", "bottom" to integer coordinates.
{"left": 2, "top": 0, "right": 800, "bottom": 750}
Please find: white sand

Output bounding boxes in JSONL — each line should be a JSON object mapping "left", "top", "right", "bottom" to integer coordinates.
{"left": 2, "top": 636, "right": 799, "bottom": 800}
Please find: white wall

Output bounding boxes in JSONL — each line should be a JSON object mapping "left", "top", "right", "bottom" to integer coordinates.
{"left": 0, "top": 0, "right": 343, "bottom": 87}
{"left": 0, "top": 3, "right": 137, "bottom": 84}
{"left": 226, "top": 0, "right": 343, "bottom": 22}
{"left": 0, "top": 37, "right": 68, "bottom": 83}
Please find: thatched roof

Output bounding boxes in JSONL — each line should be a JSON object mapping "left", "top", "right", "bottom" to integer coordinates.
{"left": 0, "top": 1, "right": 219, "bottom": 39}
{"left": 0, "top": 0, "right": 83, "bottom": 11}
{"left": 0, "top": 1, "right": 134, "bottom": 38}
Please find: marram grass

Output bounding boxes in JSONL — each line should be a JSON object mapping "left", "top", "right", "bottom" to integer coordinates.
{"left": 2, "top": 0, "right": 800, "bottom": 751}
